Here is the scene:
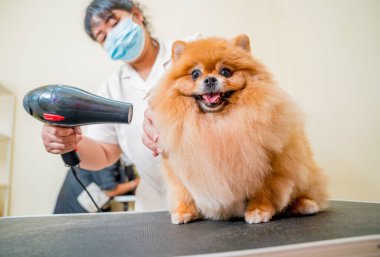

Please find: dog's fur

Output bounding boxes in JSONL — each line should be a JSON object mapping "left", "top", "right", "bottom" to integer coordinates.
{"left": 150, "top": 35, "right": 328, "bottom": 224}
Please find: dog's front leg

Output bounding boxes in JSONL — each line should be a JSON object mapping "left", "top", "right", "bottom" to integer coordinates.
{"left": 162, "top": 158, "right": 201, "bottom": 224}
{"left": 245, "top": 187, "right": 276, "bottom": 224}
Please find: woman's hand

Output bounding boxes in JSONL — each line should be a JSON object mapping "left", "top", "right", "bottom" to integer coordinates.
{"left": 41, "top": 124, "right": 82, "bottom": 154}
{"left": 142, "top": 107, "right": 162, "bottom": 157}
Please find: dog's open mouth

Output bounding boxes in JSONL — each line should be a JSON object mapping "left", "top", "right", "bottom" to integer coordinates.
{"left": 193, "top": 91, "right": 235, "bottom": 112}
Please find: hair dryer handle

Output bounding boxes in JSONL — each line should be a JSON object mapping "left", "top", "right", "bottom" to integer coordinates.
{"left": 61, "top": 150, "right": 80, "bottom": 166}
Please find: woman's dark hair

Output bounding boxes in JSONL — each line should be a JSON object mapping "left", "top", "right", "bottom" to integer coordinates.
{"left": 84, "top": 0, "right": 151, "bottom": 41}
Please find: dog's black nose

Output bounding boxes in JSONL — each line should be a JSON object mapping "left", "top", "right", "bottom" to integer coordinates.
{"left": 204, "top": 76, "right": 218, "bottom": 88}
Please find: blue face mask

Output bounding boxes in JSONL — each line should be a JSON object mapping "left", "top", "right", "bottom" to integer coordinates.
{"left": 104, "top": 17, "right": 145, "bottom": 62}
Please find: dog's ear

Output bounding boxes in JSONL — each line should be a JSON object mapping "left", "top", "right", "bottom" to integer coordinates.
{"left": 233, "top": 34, "right": 251, "bottom": 52}
{"left": 172, "top": 41, "right": 187, "bottom": 62}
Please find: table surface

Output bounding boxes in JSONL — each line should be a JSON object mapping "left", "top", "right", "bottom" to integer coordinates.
{"left": 1, "top": 201, "right": 380, "bottom": 257}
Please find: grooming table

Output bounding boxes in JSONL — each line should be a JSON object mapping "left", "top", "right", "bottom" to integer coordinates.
{"left": 1, "top": 201, "right": 379, "bottom": 257}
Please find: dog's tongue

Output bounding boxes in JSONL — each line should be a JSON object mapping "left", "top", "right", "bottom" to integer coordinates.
{"left": 203, "top": 93, "right": 221, "bottom": 104}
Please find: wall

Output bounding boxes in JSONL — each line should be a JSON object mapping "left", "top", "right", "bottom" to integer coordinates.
{"left": 0, "top": 0, "right": 379, "bottom": 215}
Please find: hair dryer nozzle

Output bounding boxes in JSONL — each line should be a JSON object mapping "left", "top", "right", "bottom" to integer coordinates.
{"left": 23, "top": 85, "right": 133, "bottom": 127}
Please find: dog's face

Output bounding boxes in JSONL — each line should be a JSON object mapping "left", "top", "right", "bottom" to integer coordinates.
{"left": 168, "top": 35, "right": 257, "bottom": 113}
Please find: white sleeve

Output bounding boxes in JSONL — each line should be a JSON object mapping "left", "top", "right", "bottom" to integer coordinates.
{"left": 85, "top": 123, "right": 118, "bottom": 145}
{"left": 85, "top": 81, "right": 118, "bottom": 145}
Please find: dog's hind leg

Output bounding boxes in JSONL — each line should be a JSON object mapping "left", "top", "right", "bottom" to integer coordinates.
{"left": 287, "top": 197, "right": 320, "bottom": 215}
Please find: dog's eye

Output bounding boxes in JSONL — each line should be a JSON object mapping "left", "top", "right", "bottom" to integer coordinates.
{"left": 220, "top": 68, "right": 233, "bottom": 78}
{"left": 191, "top": 69, "right": 202, "bottom": 81}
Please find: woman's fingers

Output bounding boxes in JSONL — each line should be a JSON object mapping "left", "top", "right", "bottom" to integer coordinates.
{"left": 45, "top": 141, "right": 78, "bottom": 154}
{"left": 74, "top": 126, "right": 82, "bottom": 135}
{"left": 143, "top": 108, "right": 159, "bottom": 142}
{"left": 44, "top": 125, "right": 75, "bottom": 136}
{"left": 142, "top": 135, "right": 160, "bottom": 156}
{"left": 142, "top": 108, "right": 161, "bottom": 156}
{"left": 41, "top": 124, "right": 82, "bottom": 154}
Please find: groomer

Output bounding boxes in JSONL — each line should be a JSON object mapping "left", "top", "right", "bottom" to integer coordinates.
{"left": 41, "top": 0, "right": 199, "bottom": 211}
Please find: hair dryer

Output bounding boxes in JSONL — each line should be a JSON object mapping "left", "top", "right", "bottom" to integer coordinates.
{"left": 23, "top": 84, "right": 133, "bottom": 166}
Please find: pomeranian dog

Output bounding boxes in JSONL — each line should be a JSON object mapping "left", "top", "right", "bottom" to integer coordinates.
{"left": 150, "top": 35, "right": 328, "bottom": 224}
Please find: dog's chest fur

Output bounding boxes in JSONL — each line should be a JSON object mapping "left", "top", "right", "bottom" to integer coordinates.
{"left": 167, "top": 113, "right": 271, "bottom": 219}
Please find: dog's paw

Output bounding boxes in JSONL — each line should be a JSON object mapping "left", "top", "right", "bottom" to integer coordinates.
{"left": 290, "top": 198, "right": 320, "bottom": 215}
{"left": 171, "top": 211, "right": 200, "bottom": 225}
{"left": 244, "top": 209, "right": 274, "bottom": 224}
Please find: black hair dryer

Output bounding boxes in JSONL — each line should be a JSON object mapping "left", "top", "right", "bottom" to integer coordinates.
{"left": 23, "top": 85, "right": 133, "bottom": 166}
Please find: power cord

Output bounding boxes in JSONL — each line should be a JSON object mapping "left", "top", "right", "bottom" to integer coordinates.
{"left": 70, "top": 166, "right": 102, "bottom": 212}
{"left": 61, "top": 151, "right": 102, "bottom": 212}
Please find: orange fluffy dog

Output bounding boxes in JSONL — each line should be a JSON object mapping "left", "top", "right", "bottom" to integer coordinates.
{"left": 150, "top": 35, "right": 328, "bottom": 224}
